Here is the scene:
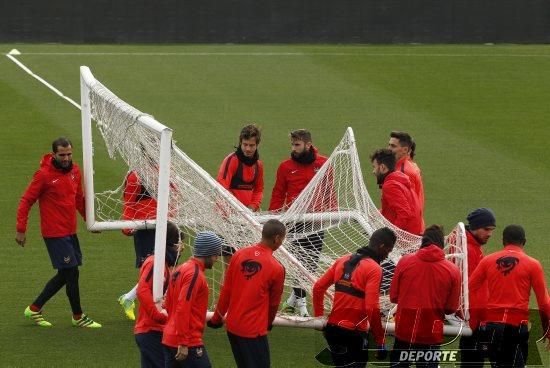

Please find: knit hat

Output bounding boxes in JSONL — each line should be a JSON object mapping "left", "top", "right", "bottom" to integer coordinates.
{"left": 193, "top": 231, "right": 222, "bottom": 257}
{"left": 467, "top": 208, "right": 496, "bottom": 230}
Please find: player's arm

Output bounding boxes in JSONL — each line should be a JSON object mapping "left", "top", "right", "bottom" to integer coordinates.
{"left": 312, "top": 263, "right": 336, "bottom": 317}
{"left": 175, "top": 269, "right": 200, "bottom": 346}
{"left": 268, "top": 164, "right": 288, "bottom": 212}
{"left": 16, "top": 170, "right": 45, "bottom": 245}
{"left": 75, "top": 169, "right": 86, "bottom": 220}
{"left": 121, "top": 172, "right": 140, "bottom": 234}
{"left": 268, "top": 265, "right": 285, "bottom": 326}
{"left": 210, "top": 255, "right": 237, "bottom": 325}
{"left": 250, "top": 161, "right": 264, "bottom": 211}
{"left": 137, "top": 260, "right": 168, "bottom": 323}
{"left": 530, "top": 259, "right": 550, "bottom": 340}
{"left": 445, "top": 267, "right": 462, "bottom": 315}
{"left": 364, "top": 265, "right": 385, "bottom": 345}
{"left": 216, "top": 155, "right": 234, "bottom": 190}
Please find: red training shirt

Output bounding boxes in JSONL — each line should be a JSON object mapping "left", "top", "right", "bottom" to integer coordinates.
{"left": 469, "top": 244, "right": 550, "bottom": 337}
{"left": 395, "top": 156, "right": 425, "bottom": 212}
{"left": 134, "top": 255, "right": 170, "bottom": 334}
{"left": 390, "top": 244, "right": 462, "bottom": 344}
{"left": 211, "top": 243, "right": 285, "bottom": 338}
{"left": 162, "top": 258, "right": 209, "bottom": 348}
{"left": 313, "top": 254, "right": 385, "bottom": 345}
{"left": 216, "top": 153, "right": 264, "bottom": 211}
{"left": 122, "top": 171, "right": 158, "bottom": 221}
{"left": 17, "top": 153, "right": 85, "bottom": 238}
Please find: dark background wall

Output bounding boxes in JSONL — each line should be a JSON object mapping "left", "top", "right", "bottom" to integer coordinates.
{"left": 1, "top": 0, "right": 549, "bottom": 43}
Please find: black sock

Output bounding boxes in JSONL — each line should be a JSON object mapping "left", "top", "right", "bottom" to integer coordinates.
{"left": 61, "top": 267, "right": 82, "bottom": 315}
{"left": 293, "top": 288, "right": 307, "bottom": 299}
{"left": 33, "top": 271, "right": 67, "bottom": 309}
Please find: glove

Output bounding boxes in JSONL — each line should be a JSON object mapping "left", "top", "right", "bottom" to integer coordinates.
{"left": 207, "top": 319, "right": 223, "bottom": 329}
{"left": 375, "top": 344, "right": 388, "bottom": 360}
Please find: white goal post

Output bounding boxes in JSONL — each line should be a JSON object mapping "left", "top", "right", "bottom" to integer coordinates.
{"left": 79, "top": 66, "right": 471, "bottom": 336}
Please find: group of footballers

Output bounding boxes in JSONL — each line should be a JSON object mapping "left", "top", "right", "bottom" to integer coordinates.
{"left": 16, "top": 129, "right": 550, "bottom": 367}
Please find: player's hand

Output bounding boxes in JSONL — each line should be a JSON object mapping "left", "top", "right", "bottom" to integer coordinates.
{"left": 122, "top": 228, "right": 135, "bottom": 236}
{"left": 15, "top": 232, "right": 26, "bottom": 247}
{"left": 375, "top": 344, "right": 388, "bottom": 360}
{"left": 175, "top": 345, "right": 188, "bottom": 361}
{"left": 207, "top": 319, "right": 223, "bottom": 329}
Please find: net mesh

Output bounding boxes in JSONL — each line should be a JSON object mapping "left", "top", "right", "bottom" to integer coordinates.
{"left": 84, "top": 74, "right": 469, "bottom": 327}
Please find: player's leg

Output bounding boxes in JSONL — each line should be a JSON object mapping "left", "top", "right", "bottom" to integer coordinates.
{"left": 227, "top": 332, "right": 269, "bottom": 368}
{"left": 120, "top": 229, "right": 156, "bottom": 320}
{"left": 459, "top": 329, "right": 485, "bottom": 368}
{"left": 390, "top": 338, "right": 412, "bottom": 368}
{"left": 135, "top": 331, "right": 164, "bottom": 368}
{"left": 185, "top": 346, "right": 212, "bottom": 368}
{"left": 323, "top": 324, "right": 363, "bottom": 367}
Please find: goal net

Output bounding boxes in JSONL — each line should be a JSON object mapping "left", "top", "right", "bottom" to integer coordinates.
{"left": 80, "top": 66, "right": 470, "bottom": 334}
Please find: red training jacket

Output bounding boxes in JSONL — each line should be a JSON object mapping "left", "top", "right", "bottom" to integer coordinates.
{"left": 134, "top": 255, "right": 170, "bottom": 334}
{"left": 17, "top": 153, "right": 85, "bottom": 238}
{"left": 123, "top": 171, "right": 157, "bottom": 221}
{"left": 396, "top": 156, "right": 425, "bottom": 229}
{"left": 268, "top": 147, "right": 329, "bottom": 212}
{"left": 465, "top": 230, "right": 488, "bottom": 329}
{"left": 313, "top": 254, "right": 385, "bottom": 345}
{"left": 390, "top": 244, "right": 461, "bottom": 344}
{"left": 469, "top": 244, "right": 550, "bottom": 337}
{"left": 211, "top": 243, "right": 285, "bottom": 338}
{"left": 162, "top": 258, "right": 209, "bottom": 348}
{"left": 216, "top": 153, "right": 264, "bottom": 211}
{"left": 380, "top": 171, "right": 424, "bottom": 235}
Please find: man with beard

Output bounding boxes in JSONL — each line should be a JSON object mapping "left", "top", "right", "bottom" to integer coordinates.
{"left": 16, "top": 137, "right": 101, "bottom": 328}
{"left": 269, "top": 129, "right": 328, "bottom": 317}
{"left": 370, "top": 148, "right": 423, "bottom": 235}
{"left": 459, "top": 208, "right": 496, "bottom": 367}
{"left": 162, "top": 231, "right": 223, "bottom": 368}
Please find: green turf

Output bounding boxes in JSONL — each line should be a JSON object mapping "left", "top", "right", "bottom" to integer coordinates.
{"left": 1, "top": 44, "right": 549, "bottom": 366}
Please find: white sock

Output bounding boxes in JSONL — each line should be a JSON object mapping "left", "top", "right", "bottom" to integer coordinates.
{"left": 286, "top": 292, "right": 297, "bottom": 306}
{"left": 123, "top": 284, "right": 138, "bottom": 302}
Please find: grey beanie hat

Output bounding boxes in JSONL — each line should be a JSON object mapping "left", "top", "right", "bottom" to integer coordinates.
{"left": 193, "top": 231, "right": 222, "bottom": 257}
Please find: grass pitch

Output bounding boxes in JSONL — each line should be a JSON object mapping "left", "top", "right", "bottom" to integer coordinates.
{"left": 1, "top": 44, "right": 549, "bottom": 367}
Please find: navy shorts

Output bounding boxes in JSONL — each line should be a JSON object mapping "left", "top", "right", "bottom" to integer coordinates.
{"left": 44, "top": 235, "right": 83, "bottom": 269}
{"left": 135, "top": 332, "right": 164, "bottom": 368}
{"left": 134, "top": 229, "right": 156, "bottom": 268}
{"left": 163, "top": 345, "right": 211, "bottom": 368}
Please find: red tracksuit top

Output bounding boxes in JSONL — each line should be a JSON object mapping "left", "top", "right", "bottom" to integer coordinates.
{"left": 17, "top": 153, "right": 85, "bottom": 238}
{"left": 396, "top": 156, "right": 425, "bottom": 229}
{"left": 390, "top": 245, "right": 461, "bottom": 344}
{"left": 211, "top": 243, "right": 285, "bottom": 338}
{"left": 134, "top": 255, "right": 170, "bottom": 334}
{"left": 469, "top": 244, "right": 550, "bottom": 337}
{"left": 123, "top": 171, "right": 157, "bottom": 221}
{"left": 465, "top": 230, "right": 488, "bottom": 329}
{"left": 313, "top": 254, "right": 385, "bottom": 345}
{"left": 162, "top": 258, "right": 209, "bottom": 348}
{"left": 380, "top": 171, "right": 424, "bottom": 235}
{"left": 217, "top": 153, "right": 264, "bottom": 211}
{"left": 268, "top": 148, "right": 328, "bottom": 211}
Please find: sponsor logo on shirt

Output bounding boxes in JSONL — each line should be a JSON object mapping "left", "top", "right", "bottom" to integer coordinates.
{"left": 496, "top": 256, "right": 519, "bottom": 276}
{"left": 241, "top": 259, "right": 262, "bottom": 280}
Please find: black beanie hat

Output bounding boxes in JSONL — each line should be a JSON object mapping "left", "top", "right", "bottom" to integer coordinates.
{"left": 467, "top": 208, "right": 496, "bottom": 230}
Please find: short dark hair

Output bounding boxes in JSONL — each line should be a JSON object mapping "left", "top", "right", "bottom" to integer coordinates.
{"left": 370, "top": 148, "right": 396, "bottom": 172}
{"left": 390, "top": 131, "right": 416, "bottom": 159}
{"left": 290, "top": 129, "right": 312, "bottom": 143}
{"left": 369, "top": 227, "right": 397, "bottom": 249}
{"left": 502, "top": 224, "right": 526, "bottom": 246}
{"left": 239, "top": 124, "right": 261, "bottom": 145}
{"left": 52, "top": 137, "right": 72, "bottom": 153}
{"left": 166, "top": 221, "right": 184, "bottom": 248}
{"left": 421, "top": 224, "right": 445, "bottom": 249}
{"left": 262, "top": 219, "right": 287, "bottom": 240}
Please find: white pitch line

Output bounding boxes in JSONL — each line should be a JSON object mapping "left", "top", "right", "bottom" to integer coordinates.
{"left": 15, "top": 52, "right": 550, "bottom": 58}
{"left": 5, "top": 52, "right": 81, "bottom": 110}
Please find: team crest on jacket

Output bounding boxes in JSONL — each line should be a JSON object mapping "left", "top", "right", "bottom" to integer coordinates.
{"left": 63, "top": 256, "right": 71, "bottom": 263}
{"left": 195, "top": 347, "right": 203, "bottom": 357}
{"left": 241, "top": 259, "right": 262, "bottom": 280}
{"left": 496, "top": 256, "right": 519, "bottom": 276}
